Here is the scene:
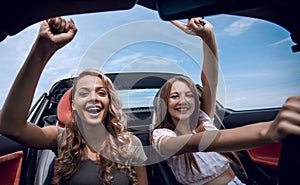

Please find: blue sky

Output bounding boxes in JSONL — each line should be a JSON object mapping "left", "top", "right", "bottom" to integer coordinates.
{"left": 0, "top": 5, "right": 299, "bottom": 110}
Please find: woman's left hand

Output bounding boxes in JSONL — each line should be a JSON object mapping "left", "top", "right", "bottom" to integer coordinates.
{"left": 170, "top": 17, "right": 213, "bottom": 40}
{"left": 266, "top": 96, "right": 300, "bottom": 142}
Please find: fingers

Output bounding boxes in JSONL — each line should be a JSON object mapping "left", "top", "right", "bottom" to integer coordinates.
{"left": 280, "top": 96, "right": 300, "bottom": 127}
{"left": 66, "top": 18, "right": 77, "bottom": 43}
{"left": 170, "top": 18, "right": 203, "bottom": 30}
{"left": 170, "top": 17, "right": 212, "bottom": 38}
{"left": 68, "top": 19, "right": 77, "bottom": 33}
{"left": 170, "top": 20, "right": 186, "bottom": 30}
{"left": 37, "top": 17, "right": 77, "bottom": 51}
{"left": 193, "top": 17, "right": 206, "bottom": 27}
{"left": 286, "top": 95, "right": 300, "bottom": 111}
{"left": 189, "top": 17, "right": 206, "bottom": 30}
{"left": 170, "top": 19, "right": 196, "bottom": 36}
{"left": 280, "top": 96, "right": 300, "bottom": 122}
{"left": 47, "top": 17, "right": 71, "bottom": 34}
{"left": 273, "top": 96, "right": 300, "bottom": 141}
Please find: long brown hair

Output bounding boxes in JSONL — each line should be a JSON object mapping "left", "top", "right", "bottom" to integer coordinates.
{"left": 154, "top": 75, "right": 204, "bottom": 174}
{"left": 53, "top": 69, "right": 137, "bottom": 184}
{"left": 154, "top": 75, "right": 246, "bottom": 179}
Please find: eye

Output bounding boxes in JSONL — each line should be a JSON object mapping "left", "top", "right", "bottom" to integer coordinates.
{"left": 78, "top": 90, "right": 89, "bottom": 97}
{"left": 170, "top": 94, "right": 179, "bottom": 99}
{"left": 186, "top": 92, "right": 193, "bottom": 98}
{"left": 97, "top": 90, "right": 107, "bottom": 96}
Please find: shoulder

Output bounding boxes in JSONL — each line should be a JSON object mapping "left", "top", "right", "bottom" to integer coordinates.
{"left": 152, "top": 128, "right": 176, "bottom": 146}
{"left": 56, "top": 127, "right": 66, "bottom": 146}
{"left": 128, "top": 134, "right": 147, "bottom": 165}
{"left": 151, "top": 128, "right": 176, "bottom": 158}
{"left": 57, "top": 126, "right": 65, "bottom": 135}
{"left": 152, "top": 128, "right": 176, "bottom": 138}
{"left": 130, "top": 134, "right": 143, "bottom": 145}
{"left": 44, "top": 126, "right": 65, "bottom": 155}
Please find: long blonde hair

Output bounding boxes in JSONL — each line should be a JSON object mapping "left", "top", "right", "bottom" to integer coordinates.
{"left": 53, "top": 69, "right": 138, "bottom": 184}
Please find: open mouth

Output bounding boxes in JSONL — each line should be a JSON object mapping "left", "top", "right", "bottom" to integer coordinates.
{"left": 175, "top": 107, "right": 190, "bottom": 113}
{"left": 86, "top": 106, "right": 101, "bottom": 114}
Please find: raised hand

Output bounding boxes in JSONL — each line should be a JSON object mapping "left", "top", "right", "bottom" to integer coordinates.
{"left": 170, "top": 17, "right": 213, "bottom": 40}
{"left": 37, "top": 17, "right": 77, "bottom": 52}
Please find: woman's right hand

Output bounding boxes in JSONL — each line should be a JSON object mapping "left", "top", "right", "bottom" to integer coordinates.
{"left": 36, "top": 17, "right": 77, "bottom": 53}
{"left": 0, "top": 17, "right": 77, "bottom": 149}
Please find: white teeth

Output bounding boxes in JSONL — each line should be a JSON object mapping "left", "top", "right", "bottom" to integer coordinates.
{"left": 177, "top": 107, "right": 188, "bottom": 111}
{"left": 86, "top": 107, "right": 101, "bottom": 114}
{"left": 175, "top": 107, "right": 190, "bottom": 113}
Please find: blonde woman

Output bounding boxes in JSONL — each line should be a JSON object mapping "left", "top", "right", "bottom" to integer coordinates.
{"left": 0, "top": 17, "right": 148, "bottom": 185}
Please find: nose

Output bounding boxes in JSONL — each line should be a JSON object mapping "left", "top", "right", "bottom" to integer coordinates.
{"left": 88, "top": 91, "right": 99, "bottom": 103}
{"left": 178, "top": 94, "right": 188, "bottom": 104}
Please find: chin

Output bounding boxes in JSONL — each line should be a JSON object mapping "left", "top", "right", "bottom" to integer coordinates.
{"left": 175, "top": 114, "right": 190, "bottom": 121}
{"left": 178, "top": 117, "right": 190, "bottom": 121}
{"left": 83, "top": 117, "right": 103, "bottom": 125}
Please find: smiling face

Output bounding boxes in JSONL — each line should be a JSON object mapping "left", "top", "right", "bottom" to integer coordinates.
{"left": 167, "top": 80, "right": 196, "bottom": 124}
{"left": 72, "top": 74, "right": 109, "bottom": 125}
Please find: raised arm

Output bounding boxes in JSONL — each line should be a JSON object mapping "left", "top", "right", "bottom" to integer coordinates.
{"left": 0, "top": 17, "right": 77, "bottom": 149}
{"left": 171, "top": 17, "right": 218, "bottom": 118}
{"left": 159, "top": 96, "right": 300, "bottom": 156}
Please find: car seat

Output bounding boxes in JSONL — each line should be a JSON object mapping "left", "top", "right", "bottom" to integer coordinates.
{"left": 56, "top": 88, "right": 72, "bottom": 128}
{"left": 34, "top": 89, "right": 72, "bottom": 185}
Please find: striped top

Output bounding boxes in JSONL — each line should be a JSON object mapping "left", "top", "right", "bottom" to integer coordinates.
{"left": 152, "top": 111, "right": 230, "bottom": 185}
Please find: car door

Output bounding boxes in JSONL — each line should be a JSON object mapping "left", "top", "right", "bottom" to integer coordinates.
{"left": 218, "top": 105, "right": 281, "bottom": 185}
{"left": 0, "top": 135, "right": 27, "bottom": 184}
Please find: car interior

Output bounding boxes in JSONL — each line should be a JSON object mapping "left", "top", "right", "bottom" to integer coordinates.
{"left": 0, "top": 71, "right": 282, "bottom": 185}
{"left": 0, "top": 0, "right": 299, "bottom": 185}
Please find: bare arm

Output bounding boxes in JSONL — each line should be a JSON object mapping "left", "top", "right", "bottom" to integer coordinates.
{"left": 159, "top": 96, "right": 300, "bottom": 156}
{"left": 0, "top": 17, "right": 77, "bottom": 149}
{"left": 134, "top": 166, "right": 148, "bottom": 185}
{"left": 171, "top": 17, "right": 218, "bottom": 118}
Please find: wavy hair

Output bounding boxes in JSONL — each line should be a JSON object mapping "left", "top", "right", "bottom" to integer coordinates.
{"left": 53, "top": 69, "right": 137, "bottom": 184}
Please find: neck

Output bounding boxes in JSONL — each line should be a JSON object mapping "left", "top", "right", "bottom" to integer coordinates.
{"left": 86, "top": 146, "right": 100, "bottom": 161}
{"left": 173, "top": 119, "right": 191, "bottom": 134}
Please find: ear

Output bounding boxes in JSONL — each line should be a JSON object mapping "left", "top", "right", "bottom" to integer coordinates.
{"left": 72, "top": 102, "right": 75, "bottom": 111}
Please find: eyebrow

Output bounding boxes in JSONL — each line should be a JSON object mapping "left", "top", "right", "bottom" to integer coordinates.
{"left": 170, "top": 90, "right": 192, "bottom": 94}
{"left": 169, "top": 91, "right": 179, "bottom": 95}
{"left": 77, "top": 86, "right": 107, "bottom": 91}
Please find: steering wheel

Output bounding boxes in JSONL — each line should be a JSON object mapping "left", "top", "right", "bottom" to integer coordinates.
{"left": 278, "top": 135, "right": 300, "bottom": 185}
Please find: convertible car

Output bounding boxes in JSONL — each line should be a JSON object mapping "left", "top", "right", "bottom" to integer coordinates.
{"left": 0, "top": 0, "right": 299, "bottom": 185}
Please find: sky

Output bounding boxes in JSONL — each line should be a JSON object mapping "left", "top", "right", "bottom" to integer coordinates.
{"left": 0, "top": 5, "right": 299, "bottom": 110}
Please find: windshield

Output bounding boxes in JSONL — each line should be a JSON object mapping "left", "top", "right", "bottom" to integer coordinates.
{"left": 117, "top": 89, "right": 159, "bottom": 109}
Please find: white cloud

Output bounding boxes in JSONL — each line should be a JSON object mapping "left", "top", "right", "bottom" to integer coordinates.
{"left": 223, "top": 18, "right": 255, "bottom": 37}
{"left": 269, "top": 37, "right": 291, "bottom": 46}
{"left": 102, "top": 53, "right": 145, "bottom": 71}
